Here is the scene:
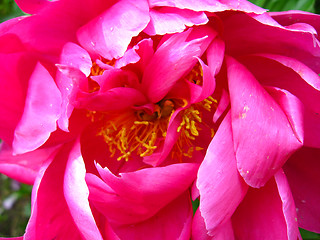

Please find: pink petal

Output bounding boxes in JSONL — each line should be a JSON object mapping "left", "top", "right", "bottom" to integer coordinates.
{"left": 77, "top": 0, "right": 150, "bottom": 59}
{"left": 56, "top": 43, "right": 92, "bottom": 131}
{"left": 283, "top": 147, "right": 320, "bottom": 233}
{"left": 206, "top": 37, "right": 225, "bottom": 77}
{"left": 148, "top": 0, "right": 265, "bottom": 14}
{"left": 0, "top": 52, "right": 31, "bottom": 145}
{"left": 13, "top": 62, "right": 62, "bottom": 154}
{"left": 227, "top": 57, "right": 302, "bottom": 188}
{"left": 76, "top": 87, "right": 148, "bottom": 112}
{"left": 274, "top": 170, "right": 301, "bottom": 240}
{"left": 14, "top": 0, "right": 52, "bottom": 14}
{"left": 63, "top": 141, "right": 103, "bottom": 240}
{"left": 197, "top": 112, "right": 248, "bottom": 236}
{"left": 25, "top": 143, "right": 84, "bottom": 239}
{"left": 112, "top": 192, "right": 193, "bottom": 240}
{"left": 255, "top": 53, "right": 320, "bottom": 91}
{"left": 192, "top": 210, "right": 235, "bottom": 240}
{"left": 86, "top": 162, "right": 198, "bottom": 224}
{"left": 144, "top": 7, "right": 208, "bottom": 35}
{"left": 231, "top": 177, "right": 292, "bottom": 239}
{"left": 0, "top": 143, "right": 59, "bottom": 185}
{"left": 239, "top": 55, "right": 320, "bottom": 114}
{"left": 267, "top": 87, "right": 320, "bottom": 148}
{"left": 142, "top": 28, "right": 215, "bottom": 102}
{"left": 221, "top": 12, "right": 320, "bottom": 73}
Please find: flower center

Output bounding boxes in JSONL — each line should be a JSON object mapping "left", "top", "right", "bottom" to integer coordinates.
{"left": 86, "top": 61, "right": 217, "bottom": 162}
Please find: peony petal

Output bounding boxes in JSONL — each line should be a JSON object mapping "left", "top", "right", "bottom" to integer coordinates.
{"left": 283, "top": 147, "right": 320, "bottom": 233}
{"left": 112, "top": 192, "right": 193, "bottom": 240}
{"left": 63, "top": 141, "right": 103, "bottom": 240}
{"left": 86, "top": 162, "right": 198, "bottom": 224}
{"left": 24, "top": 143, "right": 84, "bottom": 239}
{"left": 206, "top": 37, "right": 225, "bottom": 77}
{"left": 0, "top": 143, "right": 59, "bottom": 185}
{"left": 143, "top": 28, "right": 214, "bottom": 102}
{"left": 144, "top": 7, "right": 208, "bottom": 35}
{"left": 227, "top": 57, "right": 302, "bottom": 188}
{"left": 274, "top": 170, "right": 301, "bottom": 240}
{"left": 0, "top": 52, "right": 33, "bottom": 145}
{"left": 197, "top": 112, "right": 248, "bottom": 236}
{"left": 13, "top": 62, "right": 62, "bottom": 154}
{"left": 232, "top": 177, "right": 291, "bottom": 240}
{"left": 148, "top": 0, "right": 265, "bottom": 14}
{"left": 77, "top": 0, "right": 150, "bottom": 59}
{"left": 56, "top": 43, "right": 92, "bottom": 131}
{"left": 76, "top": 87, "right": 148, "bottom": 112}
{"left": 267, "top": 87, "right": 320, "bottom": 148}
{"left": 15, "top": 0, "right": 52, "bottom": 14}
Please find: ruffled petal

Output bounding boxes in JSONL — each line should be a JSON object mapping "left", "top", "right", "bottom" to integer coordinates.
{"left": 86, "top": 162, "right": 198, "bottom": 224}
{"left": 232, "top": 178, "right": 286, "bottom": 239}
{"left": 15, "top": 0, "right": 52, "bottom": 14}
{"left": 144, "top": 7, "right": 208, "bottom": 35}
{"left": 77, "top": 0, "right": 150, "bottom": 59}
{"left": 0, "top": 143, "right": 59, "bottom": 185}
{"left": 148, "top": 0, "right": 265, "bottom": 14}
{"left": 13, "top": 62, "right": 62, "bottom": 154}
{"left": 197, "top": 112, "right": 248, "bottom": 236}
{"left": 112, "top": 192, "right": 193, "bottom": 240}
{"left": 227, "top": 57, "right": 302, "bottom": 188}
{"left": 143, "top": 27, "right": 215, "bottom": 102}
{"left": 283, "top": 147, "right": 320, "bottom": 233}
{"left": 267, "top": 87, "right": 320, "bottom": 148}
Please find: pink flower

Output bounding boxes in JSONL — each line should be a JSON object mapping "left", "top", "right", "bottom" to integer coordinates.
{"left": 0, "top": 1, "right": 319, "bottom": 239}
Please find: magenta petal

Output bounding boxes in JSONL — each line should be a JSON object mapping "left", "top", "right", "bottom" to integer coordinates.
{"left": 206, "top": 37, "right": 225, "bottom": 76}
{"left": 232, "top": 177, "right": 293, "bottom": 239}
{"left": 197, "top": 113, "right": 248, "bottom": 236}
{"left": 283, "top": 147, "right": 320, "bottom": 233}
{"left": 87, "top": 162, "right": 198, "bottom": 224}
{"left": 77, "top": 0, "right": 150, "bottom": 59}
{"left": 148, "top": 0, "right": 265, "bottom": 14}
{"left": 13, "top": 62, "right": 62, "bottom": 154}
{"left": 112, "top": 192, "right": 193, "bottom": 240}
{"left": 0, "top": 143, "right": 58, "bottom": 185}
{"left": 24, "top": 143, "right": 84, "bottom": 239}
{"left": 144, "top": 7, "right": 208, "bottom": 35}
{"left": 63, "top": 141, "right": 103, "bottom": 240}
{"left": 15, "top": 0, "right": 51, "bottom": 14}
{"left": 274, "top": 170, "right": 301, "bottom": 240}
{"left": 143, "top": 28, "right": 213, "bottom": 102}
{"left": 76, "top": 87, "right": 147, "bottom": 112}
{"left": 256, "top": 53, "right": 320, "bottom": 91}
{"left": 267, "top": 87, "right": 320, "bottom": 148}
{"left": 227, "top": 57, "right": 302, "bottom": 188}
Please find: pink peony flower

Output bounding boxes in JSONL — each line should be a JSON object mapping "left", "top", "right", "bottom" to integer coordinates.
{"left": 0, "top": 0, "right": 319, "bottom": 239}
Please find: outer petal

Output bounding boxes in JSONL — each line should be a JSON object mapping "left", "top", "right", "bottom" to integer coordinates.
{"left": 12, "top": 62, "right": 62, "bottom": 154}
{"left": 148, "top": 0, "right": 265, "bottom": 14}
{"left": 197, "top": 112, "right": 248, "bottom": 236}
{"left": 283, "top": 147, "right": 320, "bottom": 233}
{"left": 112, "top": 192, "right": 193, "bottom": 240}
{"left": 0, "top": 143, "right": 59, "bottom": 185}
{"left": 64, "top": 141, "right": 103, "bottom": 240}
{"left": 15, "top": 0, "right": 52, "bottom": 14}
{"left": 86, "top": 162, "right": 198, "bottom": 224}
{"left": 267, "top": 87, "right": 320, "bottom": 148}
{"left": 144, "top": 7, "right": 208, "bottom": 35}
{"left": 25, "top": 141, "right": 101, "bottom": 239}
{"left": 77, "top": 0, "right": 150, "bottom": 59}
{"left": 231, "top": 176, "right": 298, "bottom": 240}
{"left": 227, "top": 57, "right": 302, "bottom": 188}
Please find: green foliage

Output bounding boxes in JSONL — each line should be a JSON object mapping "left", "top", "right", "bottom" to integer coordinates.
{"left": 0, "top": 0, "right": 24, "bottom": 22}
{"left": 250, "top": 0, "right": 316, "bottom": 12}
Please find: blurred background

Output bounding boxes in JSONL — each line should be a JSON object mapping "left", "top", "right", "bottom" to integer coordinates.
{"left": 0, "top": 0, "right": 320, "bottom": 238}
